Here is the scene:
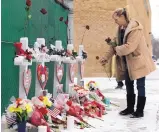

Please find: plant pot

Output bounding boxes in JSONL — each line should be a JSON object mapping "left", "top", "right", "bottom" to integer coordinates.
{"left": 18, "top": 121, "right": 26, "bottom": 132}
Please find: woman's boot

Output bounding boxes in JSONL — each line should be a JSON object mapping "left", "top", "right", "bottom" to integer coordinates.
{"left": 131, "top": 96, "right": 146, "bottom": 118}
{"left": 119, "top": 94, "right": 135, "bottom": 115}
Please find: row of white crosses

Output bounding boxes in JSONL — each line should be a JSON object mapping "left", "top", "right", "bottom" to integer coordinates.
{"left": 14, "top": 37, "right": 85, "bottom": 99}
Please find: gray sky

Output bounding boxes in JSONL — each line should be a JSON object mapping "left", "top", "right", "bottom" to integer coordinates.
{"left": 150, "top": 0, "right": 159, "bottom": 38}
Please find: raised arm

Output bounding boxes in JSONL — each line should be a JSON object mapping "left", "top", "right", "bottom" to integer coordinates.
{"left": 115, "top": 30, "right": 141, "bottom": 56}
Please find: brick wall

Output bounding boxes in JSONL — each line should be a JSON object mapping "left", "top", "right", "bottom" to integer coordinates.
{"left": 127, "top": 0, "right": 152, "bottom": 54}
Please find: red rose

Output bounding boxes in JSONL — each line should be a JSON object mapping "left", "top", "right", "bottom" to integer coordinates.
{"left": 14, "top": 42, "right": 22, "bottom": 49}
{"left": 26, "top": 0, "right": 31, "bottom": 6}
{"left": 59, "top": 17, "right": 64, "bottom": 21}
{"left": 67, "top": 100, "right": 72, "bottom": 106}
{"left": 40, "top": 8, "right": 47, "bottom": 15}
{"left": 96, "top": 56, "right": 99, "bottom": 60}
{"left": 86, "top": 25, "right": 90, "bottom": 30}
{"left": 105, "top": 37, "right": 111, "bottom": 43}
{"left": 65, "top": 20, "right": 68, "bottom": 25}
{"left": 38, "top": 107, "right": 48, "bottom": 115}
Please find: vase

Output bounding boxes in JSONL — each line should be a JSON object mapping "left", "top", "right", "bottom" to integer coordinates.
{"left": 18, "top": 121, "right": 26, "bottom": 132}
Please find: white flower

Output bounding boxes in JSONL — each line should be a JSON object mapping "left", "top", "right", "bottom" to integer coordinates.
{"left": 47, "top": 93, "right": 52, "bottom": 99}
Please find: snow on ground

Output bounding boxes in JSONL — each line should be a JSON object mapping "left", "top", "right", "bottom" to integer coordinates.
{"left": 76, "top": 68, "right": 159, "bottom": 132}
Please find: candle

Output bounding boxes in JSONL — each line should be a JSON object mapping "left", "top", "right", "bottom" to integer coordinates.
{"left": 38, "top": 126, "right": 47, "bottom": 132}
{"left": 67, "top": 116, "right": 74, "bottom": 130}
{"left": 78, "top": 45, "right": 84, "bottom": 56}
{"left": 55, "top": 40, "right": 62, "bottom": 50}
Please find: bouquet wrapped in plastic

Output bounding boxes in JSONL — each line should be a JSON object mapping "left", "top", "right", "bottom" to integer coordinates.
{"left": 30, "top": 108, "right": 51, "bottom": 132}
{"left": 83, "top": 101, "right": 106, "bottom": 118}
{"left": 53, "top": 93, "right": 69, "bottom": 111}
{"left": 30, "top": 97, "right": 52, "bottom": 131}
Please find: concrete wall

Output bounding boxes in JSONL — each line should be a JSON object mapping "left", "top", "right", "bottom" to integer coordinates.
{"left": 74, "top": 0, "right": 151, "bottom": 77}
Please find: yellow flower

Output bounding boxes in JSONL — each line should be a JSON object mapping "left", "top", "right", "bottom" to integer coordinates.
{"left": 43, "top": 97, "right": 52, "bottom": 107}
{"left": 25, "top": 104, "right": 32, "bottom": 113}
{"left": 9, "top": 106, "right": 15, "bottom": 113}
{"left": 9, "top": 106, "right": 22, "bottom": 113}
{"left": 15, "top": 107, "right": 23, "bottom": 113}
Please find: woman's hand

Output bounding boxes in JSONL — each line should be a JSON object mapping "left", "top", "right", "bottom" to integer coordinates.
{"left": 100, "top": 57, "right": 108, "bottom": 66}
{"left": 105, "top": 37, "right": 117, "bottom": 47}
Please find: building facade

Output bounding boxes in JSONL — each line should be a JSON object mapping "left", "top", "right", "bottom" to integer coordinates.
{"left": 74, "top": 0, "right": 151, "bottom": 77}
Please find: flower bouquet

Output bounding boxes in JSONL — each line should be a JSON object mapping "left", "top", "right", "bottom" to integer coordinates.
{"left": 29, "top": 108, "right": 51, "bottom": 132}
{"left": 53, "top": 93, "right": 69, "bottom": 111}
{"left": 73, "top": 85, "right": 90, "bottom": 105}
{"left": 65, "top": 100, "right": 95, "bottom": 128}
{"left": 31, "top": 95, "right": 53, "bottom": 121}
{"left": 6, "top": 98, "right": 33, "bottom": 132}
{"left": 31, "top": 96, "right": 53, "bottom": 132}
{"left": 87, "top": 81, "right": 119, "bottom": 107}
{"left": 83, "top": 101, "right": 106, "bottom": 119}
{"left": 87, "top": 81, "right": 105, "bottom": 102}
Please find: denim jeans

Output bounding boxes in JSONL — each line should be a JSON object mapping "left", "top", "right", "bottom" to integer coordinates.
{"left": 125, "top": 70, "right": 146, "bottom": 97}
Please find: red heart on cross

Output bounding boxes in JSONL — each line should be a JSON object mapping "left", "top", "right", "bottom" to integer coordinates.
{"left": 69, "top": 64, "right": 75, "bottom": 83}
{"left": 37, "top": 64, "right": 49, "bottom": 90}
{"left": 80, "top": 62, "right": 84, "bottom": 79}
{"left": 23, "top": 69, "right": 32, "bottom": 96}
{"left": 56, "top": 64, "right": 64, "bottom": 83}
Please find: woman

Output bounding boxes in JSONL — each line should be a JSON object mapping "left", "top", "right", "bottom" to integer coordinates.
{"left": 100, "top": 7, "right": 156, "bottom": 118}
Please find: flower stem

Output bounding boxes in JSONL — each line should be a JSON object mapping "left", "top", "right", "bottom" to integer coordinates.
{"left": 24, "top": 10, "right": 29, "bottom": 37}
{"left": 68, "top": 28, "right": 71, "bottom": 44}
{"left": 102, "top": 66, "right": 111, "bottom": 81}
{"left": 15, "top": 112, "right": 22, "bottom": 122}
{"left": 81, "top": 29, "right": 87, "bottom": 44}
{"left": 58, "top": 23, "right": 60, "bottom": 40}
